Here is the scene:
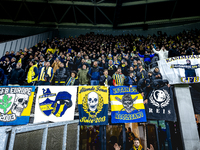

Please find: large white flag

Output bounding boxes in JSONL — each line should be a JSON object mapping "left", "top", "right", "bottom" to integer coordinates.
{"left": 158, "top": 55, "right": 200, "bottom": 84}
{"left": 34, "top": 86, "right": 77, "bottom": 123}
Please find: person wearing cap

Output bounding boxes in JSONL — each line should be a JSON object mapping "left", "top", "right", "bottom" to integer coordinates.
{"left": 66, "top": 70, "right": 79, "bottom": 85}
{"left": 112, "top": 67, "right": 125, "bottom": 86}
{"left": 27, "top": 60, "right": 38, "bottom": 85}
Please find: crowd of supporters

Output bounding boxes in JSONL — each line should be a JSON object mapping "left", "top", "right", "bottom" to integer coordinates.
{"left": 0, "top": 29, "right": 199, "bottom": 98}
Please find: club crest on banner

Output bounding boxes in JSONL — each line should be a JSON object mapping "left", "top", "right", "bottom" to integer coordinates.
{"left": 34, "top": 86, "right": 77, "bottom": 123}
{"left": 0, "top": 87, "right": 34, "bottom": 125}
{"left": 39, "top": 88, "right": 72, "bottom": 117}
{"left": 149, "top": 89, "right": 170, "bottom": 108}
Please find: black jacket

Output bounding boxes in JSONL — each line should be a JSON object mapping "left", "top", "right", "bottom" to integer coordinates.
{"left": 99, "top": 75, "right": 113, "bottom": 86}
{"left": 54, "top": 67, "right": 68, "bottom": 82}
{"left": 8, "top": 68, "right": 25, "bottom": 85}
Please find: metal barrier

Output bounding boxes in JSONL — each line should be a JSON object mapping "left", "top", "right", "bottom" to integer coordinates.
{"left": 0, "top": 120, "right": 80, "bottom": 150}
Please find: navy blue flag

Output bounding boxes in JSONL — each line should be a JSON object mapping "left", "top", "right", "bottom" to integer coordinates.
{"left": 146, "top": 85, "right": 176, "bottom": 121}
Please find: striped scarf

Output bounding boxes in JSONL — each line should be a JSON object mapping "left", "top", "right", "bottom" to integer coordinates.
{"left": 66, "top": 77, "right": 75, "bottom": 85}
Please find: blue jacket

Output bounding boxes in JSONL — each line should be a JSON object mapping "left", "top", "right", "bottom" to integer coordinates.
{"left": 138, "top": 53, "right": 154, "bottom": 62}
{"left": 88, "top": 66, "right": 103, "bottom": 80}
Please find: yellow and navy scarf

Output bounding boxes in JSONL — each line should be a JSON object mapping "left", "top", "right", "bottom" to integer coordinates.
{"left": 132, "top": 144, "right": 143, "bottom": 150}
{"left": 108, "top": 64, "right": 113, "bottom": 70}
{"left": 66, "top": 77, "right": 75, "bottom": 85}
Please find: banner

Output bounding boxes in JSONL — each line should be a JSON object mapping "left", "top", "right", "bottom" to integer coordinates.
{"left": 34, "top": 86, "right": 77, "bottom": 123}
{"left": 158, "top": 55, "right": 200, "bottom": 84}
{"left": 110, "top": 86, "right": 147, "bottom": 123}
{"left": 78, "top": 86, "right": 108, "bottom": 125}
{"left": 0, "top": 86, "right": 35, "bottom": 126}
{"left": 146, "top": 85, "right": 176, "bottom": 121}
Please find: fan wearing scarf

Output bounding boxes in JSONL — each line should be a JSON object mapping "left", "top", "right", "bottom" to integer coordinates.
{"left": 131, "top": 138, "right": 144, "bottom": 150}
{"left": 114, "top": 138, "right": 154, "bottom": 150}
{"left": 66, "top": 70, "right": 79, "bottom": 86}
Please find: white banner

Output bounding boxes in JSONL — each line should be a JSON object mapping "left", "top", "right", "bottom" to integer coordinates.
{"left": 158, "top": 55, "right": 200, "bottom": 84}
{"left": 34, "top": 86, "right": 77, "bottom": 123}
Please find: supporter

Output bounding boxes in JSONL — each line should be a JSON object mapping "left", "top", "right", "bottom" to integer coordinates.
{"left": 105, "top": 60, "right": 116, "bottom": 77}
{"left": 113, "top": 56, "right": 120, "bottom": 68}
{"left": 37, "top": 62, "right": 53, "bottom": 85}
{"left": 153, "top": 67, "right": 162, "bottom": 80}
{"left": 27, "top": 60, "right": 38, "bottom": 85}
{"left": 99, "top": 69, "right": 113, "bottom": 86}
{"left": 0, "top": 51, "right": 11, "bottom": 61}
{"left": 0, "top": 67, "right": 4, "bottom": 85}
{"left": 52, "top": 58, "right": 61, "bottom": 73}
{"left": 7, "top": 63, "right": 25, "bottom": 86}
{"left": 147, "top": 71, "right": 154, "bottom": 83}
{"left": 47, "top": 54, "right": 54, "bottom": 66}
{"left": 54, "top": 62, "right": 68, "bottom": 85}
{"left": 137, "top": 78, "right": 150, "bottom": 96}
{"left": 125, "top": 72, "right": 137, "bottom": 87}
{"left": 138, "top": 50, "right": 154, "bottom": 64}
{"left": 85, "top": 55, "right": 92, "bottom": 66}
{"left": 88, "top": 61, "right": 104, "bottom": 85}
{"left": 74, "top": 53, "right": 82, "bottom": 70}
{"left": 0, "top": 57, "right": 10, "bottom": 85}
{"left": 120, "top": 60, "right": 129, "bottom": 76}
{"left": 77, "top": 64, "right": 90, "bottom": 85}
{"left": 151, "top": 45, "right": 168, "bottom": 60}
{"left": 112, "top": 67, "right": 125, "bottom": 86}
{"left": 136, "top": 64, "right": 148, "bottom": 81}
{"left": 7, "top": 57, "right": 16, "bottom": 73}
{"left": 66, "top": 70, "right": 79, "bottom": 85}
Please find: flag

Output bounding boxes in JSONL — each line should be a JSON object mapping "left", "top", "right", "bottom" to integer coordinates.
{"left": 34, "top": 86, "right": 77, "bottom": 123}
{"left": 158, "top": 55, "right": 200, "bottom": 84}
{"left": 110, "top": 86, "right": 147, "bottom": 123}
{"left": 146, "top": 85, "right": 176, "bottom": 121}
{"left": 78, "top": 86, "right": 108, "bottom": 125}
{"left": 0, "top": 86, "right": 35, "bottom": 126}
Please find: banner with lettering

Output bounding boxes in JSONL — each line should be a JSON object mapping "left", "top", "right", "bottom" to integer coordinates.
{"left": 110, "top": 86, "right": 147, "bottom": 123}
{"left": 78, "top": 86, "right": 108, "bottom": 125}
{"left": 145, "top": 85, "right": 176, "bottom": 121}
{"left": 34, "top": 86, "right": 77, "bottom": 123}
{"left": 158, "top": 55, "right": 200, "bottom": 84}
{"left": 0, "top": 86, "right": 35, "bottom": 126}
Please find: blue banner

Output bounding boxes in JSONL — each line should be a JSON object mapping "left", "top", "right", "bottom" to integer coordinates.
{"left": 110, "top": 86, "right": 147, "bottom": 123}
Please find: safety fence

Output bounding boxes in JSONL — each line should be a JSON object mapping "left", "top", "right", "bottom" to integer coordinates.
{"left": 0, "top": 120, "right": 79, "bottom": 150}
